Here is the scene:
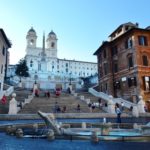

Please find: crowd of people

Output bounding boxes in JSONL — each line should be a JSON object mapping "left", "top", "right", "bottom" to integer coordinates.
{"left": 33, "top": 88, "right": 62, "bottom": 98}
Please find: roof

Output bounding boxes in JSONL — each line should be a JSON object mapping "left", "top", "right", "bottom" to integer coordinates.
{"left": 94, "top": 27, "right": 150, "bottom": 55}
{"left": 93, "top": 41, "right": 109, "bottom": 55}
{"left": 58, "top": 58, "right": 97, "bottom": 64}
{"left": 49, "top": 30, "right": 56, "bottom": 36}
{"left": 108, "top": 22, "right": 137, "bottom": 37}
{"left": 28, "top": 27, "right": 36, "bottom": 33}
{"left": 0, "top": 29, "right": 11, "bottom": 48}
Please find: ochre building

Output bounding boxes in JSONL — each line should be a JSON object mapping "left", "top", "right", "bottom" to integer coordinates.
{"left": 94, "top": 22, "right": 150, "bottom": 109}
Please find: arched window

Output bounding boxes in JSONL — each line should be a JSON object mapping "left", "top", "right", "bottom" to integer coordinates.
{"left": 125, "top": 37, "right": 132, "bottom": 49}
{"left": 30, "top": 60, "right": 33, "bottom": 67}
{"left": 142, "top": 55, "right": 148, "bottom": 66}
{"left": 51, "top": 42, "right": 55, "bottom": 48}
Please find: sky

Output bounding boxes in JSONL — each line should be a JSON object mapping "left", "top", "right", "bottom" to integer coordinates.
{"left": 0, "top": 0, "right": 150, "bottom": 64}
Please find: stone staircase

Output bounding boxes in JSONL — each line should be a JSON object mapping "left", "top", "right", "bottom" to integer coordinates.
{"left": 77, "top": 92, "right": 99, "bottom": 103}
{"left": 0, "top": 88, "right": 31, "bottom": 114}
{"left": 19, "top": 92, "right": 104, "bottom": 114}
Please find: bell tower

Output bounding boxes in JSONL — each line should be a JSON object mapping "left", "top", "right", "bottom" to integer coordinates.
{"left": 46, "top": 30, "right": 57, "bottom": 58}
{"left": 26, "top": 27, "right": 37, "bottom": 48}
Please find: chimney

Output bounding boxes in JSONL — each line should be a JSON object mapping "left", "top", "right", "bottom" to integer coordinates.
{"left": 135, "top": 22, "right": 139, "bottom": 27}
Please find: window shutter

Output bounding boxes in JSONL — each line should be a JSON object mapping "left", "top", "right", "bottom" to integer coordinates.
{"left": 142, "top": 76, "right": 146, "bottom": 91}
{"left": 144, "top": 36, "right": 148, "bottom": 46}
{"left": 149, "top": 77, "right": 150, "bottom": 91}
{"left": 128, "top": 78, "right": 132, "bottom": 87}
{"left": 125, "top": 40, "right": 128, "bottom": 49}
{"left": 130, "top": 39, "right": 133, "bottom": 48}
{"left": 118, "top": 81, "right": 121, "bottom": 89}
{"left": 138, "top": 36, "right": 141, "bottom": 45}
{"left": 134, "top": 77, "right": 137, "bottom": 86}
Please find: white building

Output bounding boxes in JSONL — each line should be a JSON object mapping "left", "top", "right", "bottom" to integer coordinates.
{"left": 23, "top": 27, "right": 97, "bottom": 90}
{"left": 0, "top": 29, "right": 11, "bottom": 98}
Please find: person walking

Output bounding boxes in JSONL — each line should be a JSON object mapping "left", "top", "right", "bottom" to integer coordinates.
{"left": 77, "top": 104, "right": 80, "bottom": 112}
{"left": 115, "top": 103, "right": 122, "bottom": 124}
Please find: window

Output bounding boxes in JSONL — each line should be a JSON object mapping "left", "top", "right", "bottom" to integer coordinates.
{"left": 138, "top": 36, "right": 148, "bottom": 46}
{"left": 34, "top": 75, "right": 38, "bottom": 80}
{"left": 128, "top": 77, "right": 137, "bottom": 87}
{"left": 143, "top": 76, "right": 150, "bottom": 91}
{"left": 125, "top": 37, "right": 132, "bottom": 49}
{"left": 128, "top": 55, "right": 133, "bottom": 68}
{"left": 57, "top": 65, "right": 59, "bottom": 69}
{"left": 104, "top": 63, "right": 108, "bottom": 75}
{"left": 30, "top": 60, "right": 33, "bottom": 67}
{"left": 38, "top": 63, "right": 41, "bottom": 71}
{"left": 113, "top": 62, "right": 118, "bottom": 73}
{"left": 142, "top": 55, "right": 148, "bottom": 66}
{"left": 105, "top": 83, "right": 107, "bottom": 91}
{"left": 1, "top": 65, "right": 3, "bottom": 74}
{"left": 111, "top": 46, "right": 118, "bottom": 56}
{"left": 51, "top": 42, "right": 55, "bottom": 48}
{"left": 114, "top": 81, "right": 121, "bottom": 89}
{"left": 103, "top": 49, "right": 107, "bottom": 58}
{"left": 2, "top": 46, "right": 5, "bottom": 56}
{"left": 66, "top": 63, "right": 68, "bottom": 67}
{"left": 30, "top": 39, "right": 34, "bottom": 45}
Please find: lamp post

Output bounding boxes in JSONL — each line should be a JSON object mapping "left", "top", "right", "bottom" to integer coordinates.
{"left": 69, "top": 72, "right": 72, "bottom": 85}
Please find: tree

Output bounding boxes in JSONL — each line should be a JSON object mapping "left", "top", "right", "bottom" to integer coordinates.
{"left": 15, "top": 58, "right": 29, "bottom": 81}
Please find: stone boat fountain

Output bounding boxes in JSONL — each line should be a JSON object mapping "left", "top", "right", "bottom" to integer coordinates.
{"left": 4, "top": 111, "right": 150, "bottom": 142}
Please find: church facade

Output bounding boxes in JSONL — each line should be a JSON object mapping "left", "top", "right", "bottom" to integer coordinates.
{"left": 24, "top": 27, "right": 97, "bottom": 90}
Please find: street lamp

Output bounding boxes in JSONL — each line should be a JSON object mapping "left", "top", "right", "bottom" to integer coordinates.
{"left": 69, "top": 72, "right": 72, "bottom": 85}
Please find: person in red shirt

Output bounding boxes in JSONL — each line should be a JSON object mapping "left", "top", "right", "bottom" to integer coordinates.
{"left": 1, "top": 95, "right": 7, "bottom": 104}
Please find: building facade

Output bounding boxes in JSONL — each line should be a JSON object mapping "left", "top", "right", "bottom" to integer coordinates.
{"left": 24, "top": 27, "right": 97, "bottom": 90}
{"left": 94, "top": 22, "right": 150, "bottom": 105}
{"left": 0, "top": 29, "right": 11, "bottom": 98}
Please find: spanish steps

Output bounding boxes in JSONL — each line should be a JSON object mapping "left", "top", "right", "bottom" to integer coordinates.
{"left": 0, "top": 87, "right": 104, "bottom": 114}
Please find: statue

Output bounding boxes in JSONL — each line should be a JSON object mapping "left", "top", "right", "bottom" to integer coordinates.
{"left": 108, "top": 95, "right": 115, "bottom": 114}
{"left": 137, "top": 96, "right": 145, "bottom": 113}
{"left": 8, "top": 93, "right": 18, "bottom": 114}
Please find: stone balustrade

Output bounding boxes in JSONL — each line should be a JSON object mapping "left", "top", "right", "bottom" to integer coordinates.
{"left": 89, "top": 87, "right": 146, "bottom": 116}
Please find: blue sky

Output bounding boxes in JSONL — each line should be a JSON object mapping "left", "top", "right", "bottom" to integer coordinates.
{"left": 0, "top": 0, "right": 150, "bottom": 64}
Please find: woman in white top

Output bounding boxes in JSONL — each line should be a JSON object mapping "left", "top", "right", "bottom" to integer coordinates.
{"left": 115, "top": 103, "right": 122, "bottom": 123}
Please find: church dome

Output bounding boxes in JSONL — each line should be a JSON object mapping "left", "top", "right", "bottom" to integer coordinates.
{"left": 49, "top": 30, "right": 56, "bottom": 35}
{"left": 28, "top": 27, "right": 36, "bottom": 33}
{"left": 48, "top": 30, "right": 57, "bottom": 38}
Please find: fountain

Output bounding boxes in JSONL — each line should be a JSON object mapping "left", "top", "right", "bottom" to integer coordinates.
{"left": 2, "top": 110, "right": 150, "bottom": 142}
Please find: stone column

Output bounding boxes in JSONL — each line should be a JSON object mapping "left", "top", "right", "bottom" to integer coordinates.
{"left": 107, "top": 95, "right": 115, "bottom": 114}
{"left": 137, "top": 96, "right": 145, "bottom": 113}
{"left": 8, "top": 93, "right": 18, "bottom": 114}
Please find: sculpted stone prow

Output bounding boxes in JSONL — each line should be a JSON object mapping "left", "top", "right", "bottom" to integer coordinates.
{"left": 38, "top": 111, "right": 62, "bottom": 135}
{"left": 38, "top": 111, "right": 91, "bottom": 136}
